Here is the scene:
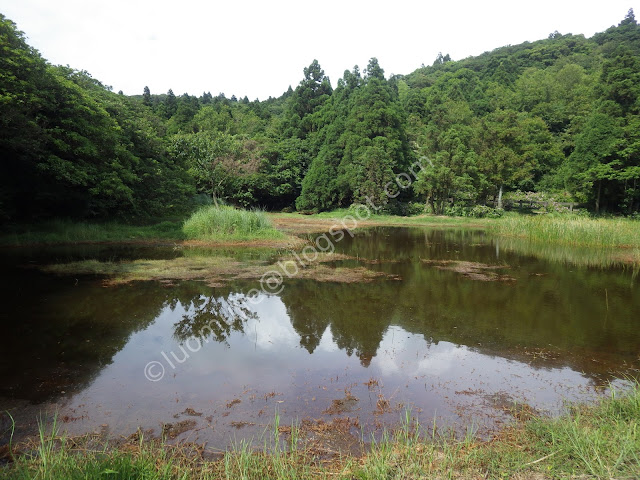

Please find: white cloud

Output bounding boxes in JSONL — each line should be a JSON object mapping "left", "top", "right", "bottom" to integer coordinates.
{"left": 0, "top": 0, "right": 637, "bottom": 99}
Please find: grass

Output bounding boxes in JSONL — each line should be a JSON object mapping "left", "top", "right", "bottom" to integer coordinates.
{"left": 1, "top": 210, "right": 638, "bottom": 257}
{"left": 274, "top": 209, "right": 487, "bottom": 227}
{"left": 0, "top": 219, "right": 184, "bottom": 246}
{"left": 488, "top": 214, "right": 640, "bottom": 249}
{"left": 3, "top": 382, "right": 639, "bottom": 479}
{"left": 183, "top": 206, "right": 284, "bottom": 242}
{"left": 293, "top": 209, "right": 640, "bottom": 249}
{"left": 0, "top": 207, "right": 285, "bottom": 246}
{"left": 273, "top": 210, "right": 640, "bottom": 264}
{"left": 496, "top": 236, "right": 640, "bottom": 268}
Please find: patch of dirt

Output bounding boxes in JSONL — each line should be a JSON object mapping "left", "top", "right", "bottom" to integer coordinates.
{"left": 181, "top": 408, "right": 202, "bottom": 417}
{"left": 230, "top": 421, "right": 255, "bottom": 429}
{"left": 278, "top": 417, "right": 363, "bottom": 459}
{"left": 323, "top": 395, "right": 359, "bottom": 415}
{"left": 270, "top": 213, "right": 486, "bottom": 234}
{"left": 374, "top": 393, "right": 392, "bottom": 415}
{"left": 483, "top": 392, "right": 540, "bottom": 421}
{"left": 422, "top": 260, "right": 516, "bottom": 282}
{"left": 270, "top": 216, "right": 358, "bottom": 235}
{"left": 161, "top": 420, "right": 196, "bottom": 439}
{"left": 226, "top": 399, "right": 241, "bottom": 409}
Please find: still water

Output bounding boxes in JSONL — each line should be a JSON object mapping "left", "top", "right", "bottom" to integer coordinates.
{"left": 1, "top": 227, "right": 638, "bottom": 448}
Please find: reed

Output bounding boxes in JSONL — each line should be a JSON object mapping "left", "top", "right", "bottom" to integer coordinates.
{"left": 488, "top": 214, "right": 640, "bottom": 248}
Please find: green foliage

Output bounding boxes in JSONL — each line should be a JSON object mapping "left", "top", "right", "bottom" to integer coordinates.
{"left": 467, "top": 205, "right": 504, "bottom": 218}
{"left": 0, "top": 14, "right": 193, "bottom": 221}
{"left": 2, "top": 11, "right": 640, "bottom": 221}
{"left": 168, "top": 132, "right": 264, "bottom": 208}
{"left": 297, "top": 59, "right": 411, "bottom": 211}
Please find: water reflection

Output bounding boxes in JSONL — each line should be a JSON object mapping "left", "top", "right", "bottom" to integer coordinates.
{"left": 1, "top": 227, "right": 639, "bottom": 448}
{"left": 173, "top": 294, "right": 256, "bottom": 345}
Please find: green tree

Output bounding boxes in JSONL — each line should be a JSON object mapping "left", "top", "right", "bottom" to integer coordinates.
{"left": 281, "top": 59, "right": 332, "bottom": 139}
{"left": 169, "top": 132, "right": 261, "bottom": 207}
{"left": 562, "top": 110, "right": 624, "bottom": 213}
{"left": 164, "top": 88, "right": 177, "bottom": 118}
{"left": 473, "top": 110, "right": 561, "bottom": 207}
{"left": 142, "top": 86, "right": 151, "bottom": 106}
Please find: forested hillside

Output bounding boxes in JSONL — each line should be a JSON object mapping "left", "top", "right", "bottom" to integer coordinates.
{"left": 1, "top": 9, "right": 639, "bottom": 222}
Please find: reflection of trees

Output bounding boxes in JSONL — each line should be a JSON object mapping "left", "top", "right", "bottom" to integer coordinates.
{"left": 7, "top": 226, "right": 638, "bottom": 404}
{"left": 0, "top": 271, "right": 186, "bottom": 401}
{"left": 173, "top": 294, "right": 256, "bottom": 345}
{"left": 278, "top": 227, "right": 640, "bottom": 381}
{"left": 281, "top": 281, "right": 393, "bottom": 366}
{"left": 0, "top": 265, "right": 251, "bottom": 402}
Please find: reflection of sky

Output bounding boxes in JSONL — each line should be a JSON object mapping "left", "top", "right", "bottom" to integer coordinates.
{"left": 375, "top": 327, "right": 471, "bottom": 377}
{"left": 316, "top": 325, "right": 339, "bottom": 353}
{"left": 59, "top": 291, "right": 610, "bottom": 445}
{"left": 246, "top": 294, "right": 300, "bottom": 350}
{"left": 369, "top": 325, "right": 598, "bottom": 413}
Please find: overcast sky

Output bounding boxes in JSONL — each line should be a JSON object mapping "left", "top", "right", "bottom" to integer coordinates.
{"left": 0, "top": 0, "right": 637, "bottom": 100}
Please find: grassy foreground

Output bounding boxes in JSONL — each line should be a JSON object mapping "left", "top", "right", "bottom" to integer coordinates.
{"left": 3, "top": 383, "right": 639, "bottom": 479}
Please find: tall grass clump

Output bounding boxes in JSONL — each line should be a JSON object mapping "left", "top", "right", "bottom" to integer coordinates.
{"left": 489, "top": 214, "right": 640, "bottom": 248}
{"left": 183, "top": 206, "right": 282, "bottom": 241}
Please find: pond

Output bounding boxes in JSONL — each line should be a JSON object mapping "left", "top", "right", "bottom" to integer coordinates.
{"left": 1, "top": 227, "right": 639, "bottom": 450}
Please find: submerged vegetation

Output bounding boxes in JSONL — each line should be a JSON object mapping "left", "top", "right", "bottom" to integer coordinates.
{"left": 40, "top": 251, "right": 393, "bottom": 287}
{"left": 3, "top": 382, "right": 639, "bottom": 479}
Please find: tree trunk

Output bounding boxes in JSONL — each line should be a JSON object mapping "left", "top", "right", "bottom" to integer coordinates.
{"left": 428, "top": 196, "right": 436, "bottom": 215}
{"left": 497, "top": 184, "right": 504, "bottom": 210}
{"left": 595, "top": 180, "right": 602, "bottom": 215}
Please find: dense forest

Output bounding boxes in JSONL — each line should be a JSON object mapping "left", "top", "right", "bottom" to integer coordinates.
{"left": 1, "top": 9, "right": 639, "bottom": 222}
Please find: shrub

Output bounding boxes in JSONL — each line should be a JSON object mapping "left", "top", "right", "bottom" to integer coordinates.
{"left": 407, "top": 202, "right": 426, "bottom": 216}
{"left": 468, "top": 205, "right": 504, "bottom": 218}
